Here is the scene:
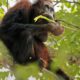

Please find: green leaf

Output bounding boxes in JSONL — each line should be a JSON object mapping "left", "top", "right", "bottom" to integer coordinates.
{"left": 64, "top": 2, "right": 71, "bottom": 8}
{"left": 34, "top": 15, "right": 55, "bottom": 23}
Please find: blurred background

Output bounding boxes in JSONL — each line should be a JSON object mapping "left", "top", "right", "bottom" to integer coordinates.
{"left": 0, "top": 0, "right": 80, "bottom": 80}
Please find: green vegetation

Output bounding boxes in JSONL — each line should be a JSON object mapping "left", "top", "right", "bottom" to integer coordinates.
{"left": 0, "top": 0, "right": 80, "bottom": 80}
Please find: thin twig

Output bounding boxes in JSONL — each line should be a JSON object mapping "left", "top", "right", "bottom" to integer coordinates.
{"left": 58, "top": 19, "right": 80, "bottom": 29}
{"left": 7, "top": 0, "right": 9, "bottom": 10}
{"left": 54, "top": 1, "right": 80, "bottom": 5}
{"left": 53, "top": 1, "right": 59, "bottom": 6}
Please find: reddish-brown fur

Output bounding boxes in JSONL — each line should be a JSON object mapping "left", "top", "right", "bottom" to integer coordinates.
{"left": 1, "top": 0, "right": 52, "bottom": 68}
{"left": 35, "top": 42, "right": 51, "bottom": 68}
{"left": 0, "top": 0, "right": 71, "bottom": 79}
{"left": 9, "top": 0, "right": 31, "bottom": 11}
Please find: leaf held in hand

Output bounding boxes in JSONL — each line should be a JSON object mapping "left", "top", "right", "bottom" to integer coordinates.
{"left": 34, "top": 15, "right": 55, "bottom": 23}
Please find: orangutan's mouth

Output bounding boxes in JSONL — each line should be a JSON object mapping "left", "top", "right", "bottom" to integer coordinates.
{"left": 44, "top": 14, "right": 53, "bottom": 19}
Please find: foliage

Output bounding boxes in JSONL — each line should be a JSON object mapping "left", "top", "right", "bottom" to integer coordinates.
{"left": 0, "top": 0, "right": 80, "bottom": 80}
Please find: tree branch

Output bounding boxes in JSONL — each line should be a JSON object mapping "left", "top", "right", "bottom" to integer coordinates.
{"left": 58, "top": 19, "right": 80, "bottom": 29}
{"left": 7, "top": 0, "right": 9, "bottom": 10}
{"left": 54, "top": 1, "right": 80, "bottom": 5}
